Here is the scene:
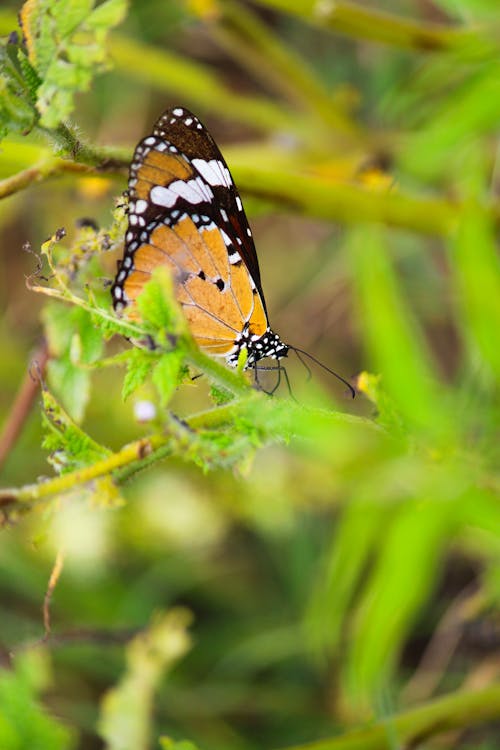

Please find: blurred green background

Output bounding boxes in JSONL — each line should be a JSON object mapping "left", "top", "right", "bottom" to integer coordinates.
{"left": 0, "top": 1, "right": 499, "bottom": 748}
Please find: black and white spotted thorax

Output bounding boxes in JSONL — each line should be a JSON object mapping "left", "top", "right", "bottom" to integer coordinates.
{"left": 227, "top": 326, "right": 289, "bottom": 368}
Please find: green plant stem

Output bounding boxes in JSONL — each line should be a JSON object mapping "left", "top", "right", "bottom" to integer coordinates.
{"left": 37, "top": 123, "right": 130, "bottom": 168}
{"left": 0, "top": 147, "right": 128, "bottom": 200}
{"left": 0, "top": 435, "right": 166, "bottom": 506}
{"left": 232, "top": 164, "right": 460, "bottom": 236}
{"left": 0, "top": 403, "right": 250, "bottom": 508}
{"left": 0, "top": 159, "right": 90, "bottom": 199}
{"left": 185, "top": 345, "right": 252, "bottom": 398}
{"left": 0, "top": 397, "right": 376, "bottom": 509}
{"left": 4, "top": 151, "right": 494, "bottom": 238}
{"left": 280, "top": 684, "right": 500, "bottom": 750}
{"left": 255, "top": 0, "right": 495, "bottom": 59}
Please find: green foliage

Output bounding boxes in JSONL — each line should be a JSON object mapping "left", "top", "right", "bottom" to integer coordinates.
{"left": 0, "top": 651, "right": 74, "bottom": 749}
{"left": 0, "top": 1, "right": 499, "bottom": 749}
{"left": 121, "top": 348, "right": 156, "bottom": 402}
{"left": 19, "top": 0, "right": 128, "bottom": 129}
{"left": 43, "top": 302, "right": 104, "bottom": 422}
{"left": 452, "top": 207, "right": 500, "bottom": 377}
{"left": 152, "top": 352, "right": 184, "bottom": 408}
{"left": 160, "top": 739, "right": 201, "bottom": 750}
{"left": 0, "top": 37, "right": 39, "bottom": 139}
{"left": 97, "top": 609, "right": 192, "bottom": 750}
{"left": 136, "top": 267, "right": 187, "bottom": 343}
{"left": 41, "top": 384, "right": 110, "bottom": 473}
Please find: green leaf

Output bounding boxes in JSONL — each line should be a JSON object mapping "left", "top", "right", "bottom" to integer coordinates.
{"left": 0, "top": 649, "right": 74, "bottom": 750}
{"left": 349, "top": 226, "right": 449, "bottom": 438}
{"left": 209, "top": 383, "right": 235, "bottom": 405}
{"left": 121, "top": 348, "right": 156, "bottom": 402}
{"left": 41, "top": 385, "right": 110, "bottom": 473}
{"left": 452, "top": 207, "right": 500, "bottom": 377}
{"left": 152, "top": 352, "right": 183, "bottom": 407}
{"left": 42, "top": 302, "right": 104, "bottom": 421}
{"left": 160, "top": 739, "right": 201, "bottom": 750}
{"left": 136, "top": 266, "right": 186, "bottom": 342}
{"left": 46, "top": 358, "right": 91, "bottom": 426}
{"left": 343, "top": 496, "right": 456, "bottom": 708}
{"left": 19, "top": 0, "right": 128, "bottom": 128}
{"left": 402, "top": 62, "right": 500, "bottom": 180}
{"left": 356, "top": 371, "right": 407, "bottom": 436}
{"left": 0, "top": 40, "right": 38, "bottom": 139}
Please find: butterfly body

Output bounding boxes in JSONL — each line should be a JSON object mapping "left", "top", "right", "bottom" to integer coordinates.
{"left": 112, "top": 106, "right": 288, "bottom": 369}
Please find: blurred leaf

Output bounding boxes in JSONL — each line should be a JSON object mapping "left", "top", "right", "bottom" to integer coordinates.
{"left": 160, "top": 739, "right": 201, "bottom": 750}
{"left": 0, "top": 650, "right": 74, "bottom": 749}
{"left": 402, "top": 62, "right": 500, "bottom": 180}
{"left": 452, "top": 207, "right": 500, "bottom": 377}
{"left": 433, "top": 0, "right": 500, "bottom": 19}
{"left": 356, "top": 371, "right": 407, "bottom": 437}
{"left": 306, "top": 498, "right": 393, "bottom": 658}
{"left": 349, "top": 226, "right": 448, "bottom": 437}
{"left": 343, "top": 494, "right": 457, "bottom": 709}
{"left": 98, "top": 609, "right": 192, "bottom": 750}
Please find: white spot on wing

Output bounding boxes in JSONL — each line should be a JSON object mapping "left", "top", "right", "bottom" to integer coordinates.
{"left": 192, "top": 158, "right": 230, "bottom": 187}
{"left": 150, "top": 180, "right": 208, "bottom": 207}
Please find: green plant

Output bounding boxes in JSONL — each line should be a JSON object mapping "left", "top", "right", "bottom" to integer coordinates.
{"left": 0, "top": 1, "right": 499, "bottom": 749}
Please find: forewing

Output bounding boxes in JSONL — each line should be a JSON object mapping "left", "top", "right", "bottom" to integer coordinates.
{"left": 111, "top": 106, "right": 269, "bottom": 354}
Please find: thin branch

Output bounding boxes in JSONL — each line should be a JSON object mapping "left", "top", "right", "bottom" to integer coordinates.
{"left": 0, "top": 153, "right": 127, "bottom": 201}
{"left": 281, "top": 684, "right": 500, "bottom": 750}
{"left": 0, "top": 160, "right": 89, "bottom": 200}
{"left": 43, "top": 551, "right": 65, "bottom": 641}
{"left": 0, "top": 340, "right": 49, "bottom": 470}
{"left": 0, "top": 434, "right": 167, "bottom": 508}
{"left": 0, "top": 398, "right": 377, "bottom": 512}
{"left": 15, "top": 626, "right": 142, "bottom": 653}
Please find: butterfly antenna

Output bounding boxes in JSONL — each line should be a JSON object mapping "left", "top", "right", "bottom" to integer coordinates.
{"left": 289, "top": 345, "right": 356, "bottom": 399}
{"left": 293, "top": 348, "right": 312, "bottom": 382}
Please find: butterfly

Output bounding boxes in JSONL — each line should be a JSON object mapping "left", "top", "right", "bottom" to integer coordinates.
{"left": 111, "top": 106, "right": 354, "bottom": 396}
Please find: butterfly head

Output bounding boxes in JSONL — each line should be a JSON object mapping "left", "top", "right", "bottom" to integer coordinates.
{"left": 227, "top": 326, "right": 289, "bottom": 368}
